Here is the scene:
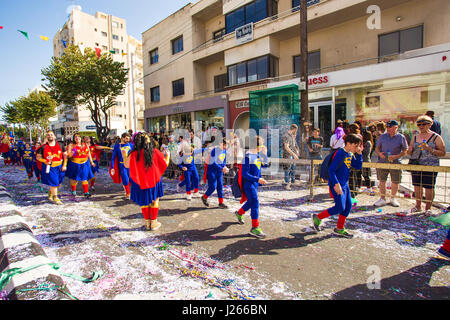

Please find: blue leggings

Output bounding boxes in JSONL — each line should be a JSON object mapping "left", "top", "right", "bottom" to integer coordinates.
{"left": 241, "top": 183, "right": 259, "bottom": 220}
{"left": 205, "top": 169, "right": 224, "bottom": 199}
{"left": 180, "top": 169, "right": 199, "bottom": 192}
{"left": 328, "top": 184, "right": 352, "bottom": 217}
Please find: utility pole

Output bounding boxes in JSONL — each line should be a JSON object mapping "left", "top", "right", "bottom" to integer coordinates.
{"left": 300, "top": 0, "right": 309, "bottom": 155}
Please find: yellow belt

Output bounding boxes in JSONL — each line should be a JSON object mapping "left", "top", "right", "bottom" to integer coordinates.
{"left": 50, "top": 161, "right": 63, "bottom": 167}
{"left": 70, "top": 158, "right": 88, "bottom": 164}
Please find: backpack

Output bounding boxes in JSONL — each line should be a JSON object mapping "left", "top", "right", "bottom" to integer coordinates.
{"left": 231, "top": 171, "right": 242, "bottom": 199}
{"left": 319, "top": 148, "right": 345, "bottom": 181}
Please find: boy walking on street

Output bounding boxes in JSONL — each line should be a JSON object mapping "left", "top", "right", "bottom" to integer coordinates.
{"left": 312, "top": 134, "right": 364, "bottom": 238}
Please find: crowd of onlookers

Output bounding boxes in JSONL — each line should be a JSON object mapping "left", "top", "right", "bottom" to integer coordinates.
{"left": 289, "top": 110, "right": 445, "bottom": 215}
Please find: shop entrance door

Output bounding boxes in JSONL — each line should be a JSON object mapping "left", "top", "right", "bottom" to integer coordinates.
{"left": 309, "top": 102, "right": 332, "bottom": 148}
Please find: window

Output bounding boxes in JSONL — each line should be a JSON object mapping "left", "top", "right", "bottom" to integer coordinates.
{"left": 227, "top": 55, "right": 278, "bottom": 86}
{"left": 150, "top": 48, "right": 159, "bottom": 65}
{"left": 112, "top": 34, "right": 119, "bottom": 40}
{"left": 379, "top": 25, "right": 423, "bottom": 59}
{"left": 151, "top": 86, "right": 160, "bottom": 102}
{"left": 225, "top": 0, "right": 271, "bottom": 34}
{"left": 112, "top": 21, "right": 119, "bottom": 28}
{"left": 293, "top": 51, "right": 321, "bottom": 75}
{"left": 292, "top": 0, "right": 320, "bottom": 12}
{"left": 172, "top": 78, "right": 184, "bottom": 97}
{"left": 101, "top": 31, "right": 107, "bottom": 37}
{"left": 172, "top": 36, "right": 183, "bottom": 55}
{"left": 214, "top": 74, "right": 228, "bottom": 92}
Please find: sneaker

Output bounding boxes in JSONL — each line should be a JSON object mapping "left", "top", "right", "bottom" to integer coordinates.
{"left": 437, "top": 247, "right": 450, "bottom": 260}
{"left": 390, "top": 198, "right": 400, "bottom": 207}
{"left": 192, "top": 192, "right": 201, "bottom": 198}
{"left": 186, "top": 194, "right": 192, "bottom": 201}
{"left": 201, "top": 196, "right": 209, "bottom": 207}
{"left": 91, "top": 186, "right": 95, "bottom": 192}
{"left": 71, "top": 191, "right": 77, "bottom": 196}
{"left": 176, "top": 184, "right": 181, "bottom": 193}
{"left": 84, "top": 192, "right": 92, "bottom": 199}
{"left": 333, "top": 228, "right": 354, "bottom": 239}
{"left": 235, "top": 211, "right": 244, "bottom": 225}
{"left": 423, "top": 210, "right": 433, "bottom": 217}
{"left": 285, "top": 183, "right": 291, "bottom": 191}
{"left": 312, "top": 214, "right": 322, "bottom": 232}
{"left": 410, "top": 206, "right": 422, "bottom": 214}
{"left": 374, "top": 198, "right": 387, "bottom": 207}
{"left": 48, "top": 191, "right": 53, "bottom": 202}
{"left": 218, "top": 202, "right": 228, "bottom": 209}
{"left": 53, "top": 197, "right": 63, "bottom": 205}
{"left": 249, "top": 227, "right": 266, "bottom": 239}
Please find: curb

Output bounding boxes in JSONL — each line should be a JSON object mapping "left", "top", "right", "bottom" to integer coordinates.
{"left": 0, "top": 186, "right": 71, "bottom": 300}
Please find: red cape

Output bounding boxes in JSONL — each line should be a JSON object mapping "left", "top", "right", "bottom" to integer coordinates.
{"left": 237, "top": 164, "right": 247, "bottom": 204}
{"left": 129, "top": 149, "right": 168, "bottom": 189}
{"left": 109, "top": 153, "right": 122, "bottom": 184}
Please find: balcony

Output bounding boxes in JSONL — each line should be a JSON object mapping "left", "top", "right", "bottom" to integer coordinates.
{"left": 192, "top": 0, "right": 411, "bottom": 64}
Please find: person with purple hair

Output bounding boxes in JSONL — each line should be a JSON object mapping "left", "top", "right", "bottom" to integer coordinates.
{"left": 330, "top": 126, "right": 345, "bottom": 152}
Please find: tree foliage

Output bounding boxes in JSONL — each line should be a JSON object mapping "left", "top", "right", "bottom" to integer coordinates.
{"left": 41, "top": 45, "right": 128, "bottom": 141}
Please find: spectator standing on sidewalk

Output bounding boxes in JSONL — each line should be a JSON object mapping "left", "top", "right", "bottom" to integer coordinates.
{"left": 282, "top": 124, "right": 300, "bottom": 190}
{"left": 406, "top": 115, "right": 446, "bottom": 216}
{"left": 373, "top": 120, "right": 408, "bottom": 208}
{"left": 330, "top": 126, "right": 345, "bottom": 152}
{"left": 361, "top": 129, "right": 374, "bottom": 190}
{"left": 307, "top": 128, "right": 324, "bottom": 182}
{"left": 301, "top": 122, "right": 312, "bottom": 159}
{"left": 426, "top": 111, "right": 442, "bottom": 135}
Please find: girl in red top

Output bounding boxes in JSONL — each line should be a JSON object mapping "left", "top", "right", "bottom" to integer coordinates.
{"left": 83, "top": 136, "right": 112, "bottom": 192}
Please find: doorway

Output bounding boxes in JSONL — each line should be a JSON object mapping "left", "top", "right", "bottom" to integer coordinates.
{"left": 309, "top": 102, "right": 332, "bottom": 148}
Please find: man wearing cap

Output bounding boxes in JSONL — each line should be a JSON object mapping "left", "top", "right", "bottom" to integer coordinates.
{"left": 374, "top": 120, "right": 408, "bottom": 208}
{"left": 426, "top": 111, "right": 441, "bottom": 135}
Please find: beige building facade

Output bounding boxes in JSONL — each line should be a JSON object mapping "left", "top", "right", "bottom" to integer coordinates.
{"left": 143, "top": 0, "right": 450, "bottom": 149}
{"left": 52, "top": 8, "right": 144, "bottom": 140}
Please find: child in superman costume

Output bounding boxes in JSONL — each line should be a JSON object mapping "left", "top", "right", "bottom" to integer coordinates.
{"left": 312, "top": 134, "right": 363, "bottom": 238}
{"left": 32, "top": 142, "right": 42, "bottom": 182}
{"left": 124, "top": 132, "right": 170, "bottom": 231}
{"left": 110, "top": 132, "right": 133, "bottom": 199}
{"left": 201, "top": 139, "right": 229, "bottom": 208}
{"left": 178, "top": 144, "right": 204, "bottom": 200}
{"left": 10, "top": 143, "right": 20, "bottom": 166}
{"left": 22, "top": 142, "right": 34, "bottom": 179}
{"left": 235, "top": 136, "right": 269, "bottom": 238}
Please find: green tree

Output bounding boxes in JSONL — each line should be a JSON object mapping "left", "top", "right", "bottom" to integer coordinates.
{"left": 41, "top": 45, "right": 128, "bottom": 141}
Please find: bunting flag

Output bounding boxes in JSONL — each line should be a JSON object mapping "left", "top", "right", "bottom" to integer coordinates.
{"left": 121, "top": 52, "right": 127, "bottom": 56}
{"left": 62, "top": 40, "right": 67, "bottom": 48}
{"left": 95, "top": 47, "right": 101, "bottom": 58}
{"left": 0, "top": 26, "right": 3, "bottom": 30}
{"left": 18, "top": 30, "right": 29, "bottom": 40}
{"left": 109, "top": 50, "right": 116, "bottom": 54}
{"left": 78, "top": 43, "right": 86, "bottom": 54}
{"left": 40, "top": 35, "right": 49, "bottom": 41}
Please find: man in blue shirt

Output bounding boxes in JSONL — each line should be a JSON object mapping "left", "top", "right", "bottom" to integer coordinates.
{"left": 426, "top": 111, "right": 441, "bottom": 135}
{"left": 373, "top": 120, "right": 408, "bottom": 208}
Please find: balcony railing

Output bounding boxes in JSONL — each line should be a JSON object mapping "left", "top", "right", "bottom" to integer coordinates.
{"left": 192, "top": 0, "right": 322, "bottom": 54}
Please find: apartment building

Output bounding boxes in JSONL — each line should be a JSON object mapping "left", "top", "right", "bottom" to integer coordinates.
{"left": 143, "top": 0, "right": 450, "bottom": 149}
{"left": 52, "top": 8, "right": 144, "bottom": 140}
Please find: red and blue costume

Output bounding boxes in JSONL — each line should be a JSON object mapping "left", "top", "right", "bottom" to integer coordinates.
{"left": 32, "top": 145, "right": 43, "bottom": 182}
{"left": 23, "top": 148, "right": 34, "bottom": 178}
{"left": 236, "top": 151, "right": 269, "bottom": 228}
{"left": 37, "top": 143, "right": 66, "bottom": 187}
{"left": 316, "top": 149, "right": 363, "bottom": 229}
{"left": 0, "top": 135, "right": 11, "bottom": 165}
{"left": 110, "top": 142, "right": 133, "bottom": 196}
{"left": 178, "top": 149, "right": 203, "bottom": 195}
{"left": 66, "top": 144, "right": 94, "bottom": 194}
{"left": 202, "top": 146, "right": 227, "bottom": 205}
{"left": 10, "top": 147, "right": 20, "bottom": 166}
{"left": 129, "top": 148, "right": 168, "bottom": 221}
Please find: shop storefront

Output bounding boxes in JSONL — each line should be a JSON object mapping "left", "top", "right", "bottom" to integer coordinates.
{"left": 229, "top": 99, "right": 250, "bottom": 130}
{"left": 266, "top": 46, "right": 450, "bottom": 151}
{"left": 144, "top": 95, "right": 229, "bottom": 134}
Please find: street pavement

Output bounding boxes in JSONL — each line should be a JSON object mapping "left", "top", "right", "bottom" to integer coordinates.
{"left": 0, "top": 165, "right": 449, "bottom": 300}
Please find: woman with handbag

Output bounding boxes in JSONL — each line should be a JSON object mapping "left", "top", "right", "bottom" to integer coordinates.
{"left": 406, "top": 115, "right": 446, "bottom": 216}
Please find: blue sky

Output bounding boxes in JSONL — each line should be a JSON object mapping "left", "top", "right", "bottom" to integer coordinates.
{"left": 0, "top": 0, "right": 192, "bottom": 109}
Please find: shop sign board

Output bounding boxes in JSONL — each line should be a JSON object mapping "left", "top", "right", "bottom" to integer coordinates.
{"left": 235, "top": 23, "right": 253, "bottom": 45}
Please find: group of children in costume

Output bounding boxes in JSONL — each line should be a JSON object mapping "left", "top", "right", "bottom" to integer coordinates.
{"left": 1, "top": 130, "right": 449, "bottom": 260}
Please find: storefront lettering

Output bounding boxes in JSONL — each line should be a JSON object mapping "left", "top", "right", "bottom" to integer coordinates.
{"left": 308, "top": 75, "right": 329, "bottom": 86}
{"left": 173, "top": 106, "right": 184, "bottom": 113}
{"left": 235, "top": 100, "right": 249, "bottom": 109}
